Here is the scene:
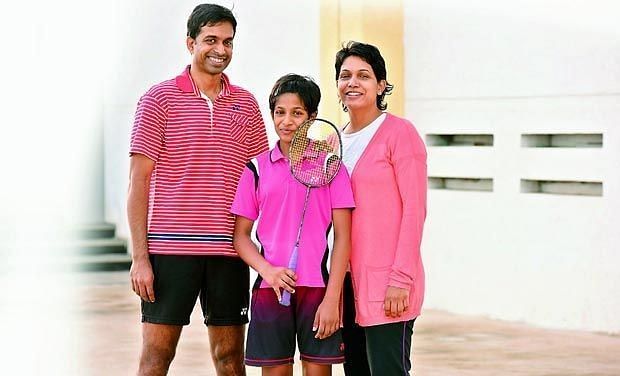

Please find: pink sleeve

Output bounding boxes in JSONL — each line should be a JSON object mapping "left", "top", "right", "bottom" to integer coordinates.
{"left": 231, "top": 166, "right": 259, "bottom": 221}
{"left": 329, "top": 164, "right": 356, "bottom": 209}
{"left": 129, "top": 94, "right": 167, "bottom": 161}
{"left": 388, "top": 122, "right": 427, "bottom": 290}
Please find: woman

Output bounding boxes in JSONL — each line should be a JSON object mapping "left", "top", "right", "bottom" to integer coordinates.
{"left": 336, "top": 41, "right": 427, "bottom": 376}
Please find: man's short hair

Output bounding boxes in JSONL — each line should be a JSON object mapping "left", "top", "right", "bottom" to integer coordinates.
{"left": 187, "top": 3, "right": 237, "bottom": 39}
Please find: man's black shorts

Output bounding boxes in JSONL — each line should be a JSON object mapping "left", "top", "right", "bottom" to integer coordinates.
{"left": 141, "top": 254, "right": 250, "bottom": 326}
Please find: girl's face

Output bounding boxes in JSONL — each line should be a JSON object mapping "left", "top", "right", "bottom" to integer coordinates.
{"left": 337, "top": 55, "right": 386, "bottom": 112}
{"left": 272, "top": 93, "right": 309, "bottom": 148}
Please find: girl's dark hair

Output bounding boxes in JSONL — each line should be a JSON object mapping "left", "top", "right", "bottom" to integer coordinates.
{"left": 187, "top": 3, "right": 237, "bottom": 39}
{"left": 334, "top": 41, "right": 394, "bottom": 111}
{"left": 269, "top": 74, "right": 321, "bottom": 116}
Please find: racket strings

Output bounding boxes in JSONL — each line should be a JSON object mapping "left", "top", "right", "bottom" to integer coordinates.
{"left": 289, "top": 119, "right": 343, "bottom": 187}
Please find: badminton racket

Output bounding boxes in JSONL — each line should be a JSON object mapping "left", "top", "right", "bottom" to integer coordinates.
{"left": 280, "top": 118, "right": 343, "bottom": 306}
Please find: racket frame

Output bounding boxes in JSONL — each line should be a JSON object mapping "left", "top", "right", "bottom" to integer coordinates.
{"left": 280, "top": 118, "right": 342, "bottom": 306}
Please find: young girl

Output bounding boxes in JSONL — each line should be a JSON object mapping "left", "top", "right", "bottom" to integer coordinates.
{"left": 231, "top": 74, "right": 354, "bottom": 376}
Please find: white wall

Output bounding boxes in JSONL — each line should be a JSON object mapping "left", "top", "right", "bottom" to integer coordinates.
{"left": 405, "top": 0, "right": 620, "bottom": 332}
{"left": 102, "top": 0, "right": 321, "bottom": 240}
{"left": 100, "top": 0, "right": 620, "bottom": 332}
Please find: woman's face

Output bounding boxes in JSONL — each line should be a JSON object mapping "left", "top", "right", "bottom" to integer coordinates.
{"left": 337, "top": 56, "right": 386, "bottom": 113}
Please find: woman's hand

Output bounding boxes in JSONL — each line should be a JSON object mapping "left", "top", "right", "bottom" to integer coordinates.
{"left": 384, "top": 286, "right": 409, "bottom": 318}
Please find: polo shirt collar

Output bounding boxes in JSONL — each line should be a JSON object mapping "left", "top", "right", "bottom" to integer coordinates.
{"left": 175, "top": 65, "right": 232, "bottom": 98}
{"left": 270, "top": 142, "right": 287, "bottom": 163}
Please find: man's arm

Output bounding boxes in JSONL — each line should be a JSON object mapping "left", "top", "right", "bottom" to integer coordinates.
{"left": 128, "top": 154, "right": 156, "bottom": 303}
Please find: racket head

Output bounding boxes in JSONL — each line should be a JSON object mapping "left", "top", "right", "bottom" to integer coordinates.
{"left": 289, "top": 118, "right": 343, "bottom": 187}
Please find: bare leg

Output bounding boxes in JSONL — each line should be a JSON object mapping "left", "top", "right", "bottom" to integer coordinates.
{"left": 137, "top": 323, "right": 182, "bottom": 376}
{"left": 302, "top": 361, "right": 332, "bottom": 376}
{"left": 208, "top": 325, "right": 246, "bottom": 375}
{"left": 263, "top": 364, "right": 293, "bottom": 376}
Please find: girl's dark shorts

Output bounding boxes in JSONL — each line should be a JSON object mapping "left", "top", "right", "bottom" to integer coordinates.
{"left": 245, "top": 287, "right": 344, "bottom": 367}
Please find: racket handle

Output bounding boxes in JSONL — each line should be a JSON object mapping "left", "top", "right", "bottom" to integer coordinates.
{"left": 280, "top": 290, "right": 292, "bottom": 306}
{"left": 279, "top": 247, "right": 299, "bottom": 307}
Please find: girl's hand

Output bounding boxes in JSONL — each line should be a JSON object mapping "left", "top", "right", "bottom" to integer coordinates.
{"left": 313, "top": 299, "right": 340, "bottom": 339}
{"left": 261, "top": 265, "right": 296, "bottom": 302}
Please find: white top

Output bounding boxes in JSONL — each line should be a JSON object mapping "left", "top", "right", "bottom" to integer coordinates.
{"left": 327, "top": 113, "right": 387, "bottom": 267}
{"left": 341, "top": 113, "right": 387, "bottom": 174}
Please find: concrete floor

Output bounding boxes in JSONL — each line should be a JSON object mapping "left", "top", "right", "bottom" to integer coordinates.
{"left": 78, "top": 271, "right": 620, "bottom": 375}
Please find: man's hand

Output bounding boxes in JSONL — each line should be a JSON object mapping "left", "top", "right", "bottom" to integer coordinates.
{"left": 384, "top": 286, "right": 409, "bottom": 318}
{"left": 313, "top": 298, "right": 340, "bottom": 339}
{"left": 260, "top": 265, "right": 297, "bottom": 302}
{"left": 130, "top": 257, "right": 155, "bottom": 303}
{"left": 127, "top": 154, "right": 156, "bottom": 303}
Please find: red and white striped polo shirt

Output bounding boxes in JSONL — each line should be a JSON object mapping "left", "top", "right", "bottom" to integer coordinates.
{"left": 130, "top": 66, "right": 268, "bottom": 256}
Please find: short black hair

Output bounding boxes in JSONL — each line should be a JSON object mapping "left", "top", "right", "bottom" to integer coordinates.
{"left": 187, "top": 3, "right": 237, "bottom": 39}
{"left": 334, "top": 41, "right": 393, "bottom": 111}
{"left": 269, "top": 74, "right": 321, "bottom": 116}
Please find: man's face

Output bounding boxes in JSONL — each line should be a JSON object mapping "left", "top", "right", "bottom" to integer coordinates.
{"left": 187, "top": 21, "right": 234, "bottom": 76}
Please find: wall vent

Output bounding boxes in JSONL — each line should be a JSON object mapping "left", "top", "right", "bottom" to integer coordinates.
{"left": 429, "top": 177, "right": 493, "bottom": 192}
{"left": 520, "top": 179, "right": 602, "bottom": 196}
{"left": 426, "top": 134, "right": 494, "bottom": 147}
{"left": 521, "top": 133, "right": 602, "bottom": 148}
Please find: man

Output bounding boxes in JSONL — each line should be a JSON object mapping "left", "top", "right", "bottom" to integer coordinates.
{"left": 127, "top": 4, "right": 268, "bottom": 375}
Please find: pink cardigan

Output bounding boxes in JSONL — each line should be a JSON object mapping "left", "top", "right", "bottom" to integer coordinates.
{"left": 349, "top": 113, "right": 427, "bottom": 327}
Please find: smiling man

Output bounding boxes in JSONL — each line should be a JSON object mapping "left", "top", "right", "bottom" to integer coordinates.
{"left": 127, "top": 4, "right": 268, "bottom": 375}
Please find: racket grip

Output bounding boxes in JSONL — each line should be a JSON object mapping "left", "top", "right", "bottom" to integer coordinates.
{"left": 279, "top": 247, "right": 299, "bottom": 307}
{"left": 280, "top": 290, "right": 292, "bottom": 306}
